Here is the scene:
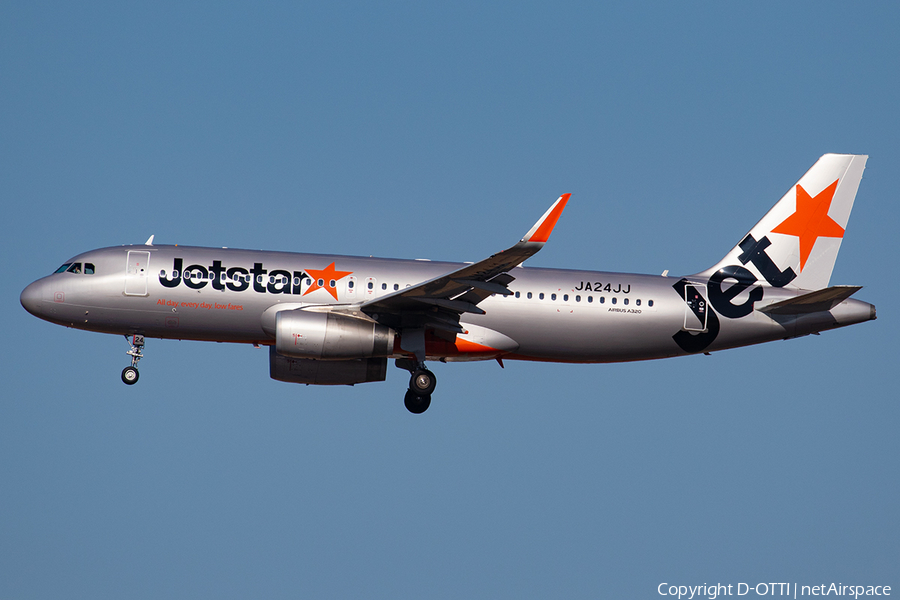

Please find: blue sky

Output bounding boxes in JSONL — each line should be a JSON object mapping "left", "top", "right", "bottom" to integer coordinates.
{"left": 2, "top": 2, "right": 898, "bottom": 598}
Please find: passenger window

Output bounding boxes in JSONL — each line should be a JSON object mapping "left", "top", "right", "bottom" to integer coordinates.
{"left": 551, "top": 293, "right": 557, "bottom": 301}
{"left": 600, "top": 297, "right": 605, "bottom": 304}
{"left": 84, "top": 263, "right": 95, "bottom": 274}
{"left": 588, "top": 296, "right": 593, "bottom": 303}
{"left": 368, "top": 282, "right": 374, "bottom": 290}
{"left": 527, "top": 292, "right": 532, "bottom": 299}
{"left": 515, "top": 291, "right": 520, "bottom": 298}
{"left": 305, "top": 278, "right": 312, "bottom": 285}
{"left": 539, "top": 293, "right": 544, "bottom": 300}
{"left": 54, "top": 263, "right": 72, "bottom": 274}
{"left": 636, "top": 299, "right": 641, "bottom": 306}
{"left": 624, "top": 298, "right": 629, "bottom": 305}
{"left": 648, "top": 300, "right": 654, "bottom": 307}
{"left": 317, "top": 279, "right": 324, "bottom": 286}
{"left": 563, "top": 294, "right": 569, "bottom": 301}
{"left": 575, "top": 295, "right": 581, "bottom": 302}
{"left": 612, "top": 297, "right": 617, "bottom": 304}
{"left": 67, "top": 263, "right": 82, "bottom": 274}
{"left": 380, "top": 283, "right": 385, "bottom": 290}
{"left": 394, "top": 284, "right": 399, "bottom": 291}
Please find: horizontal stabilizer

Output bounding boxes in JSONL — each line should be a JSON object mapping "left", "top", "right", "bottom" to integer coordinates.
{"left": 758, "top": 285, "right": 862, "bottom": 315}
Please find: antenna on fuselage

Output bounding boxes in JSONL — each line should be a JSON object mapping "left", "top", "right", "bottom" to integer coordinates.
{"left": 145, "top": 235, "right": 155, "bottom": 246}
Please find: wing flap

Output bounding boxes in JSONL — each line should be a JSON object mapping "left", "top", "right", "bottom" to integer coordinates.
{"left": 451, "top": 278, "right": 513, "bottom": 296}
{"left": 410, "top": 297, "right": 486, "bottom": 315}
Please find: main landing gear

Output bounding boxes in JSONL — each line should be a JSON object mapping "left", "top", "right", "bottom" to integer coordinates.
{"left": 397, "top": 359, "right": 436, "bottom": 414}
{"left": 121, "top": 334, "right": 144, "bottom": 385}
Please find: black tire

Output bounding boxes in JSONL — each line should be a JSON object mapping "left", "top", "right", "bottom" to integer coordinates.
{"left": 409, "top": 368, "right": 436, "bottom": 396}
{"left": 121, "top": 366, "right": 139, "bottom": 385}
{"left": 404, "top": 390, "right": 431, "bottom": 414}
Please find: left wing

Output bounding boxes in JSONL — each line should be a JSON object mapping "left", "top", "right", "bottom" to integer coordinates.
{"left": 359, "top": 194, "right": 570, "bottom": 335}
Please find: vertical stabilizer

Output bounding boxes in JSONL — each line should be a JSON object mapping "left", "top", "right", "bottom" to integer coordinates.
{"left": 699, "top": 154, "right": 867, "bottom": 290}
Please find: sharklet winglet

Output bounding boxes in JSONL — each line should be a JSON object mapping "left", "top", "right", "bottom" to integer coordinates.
{"left": 521, "top": 194, "right": 570, "bottom": 244}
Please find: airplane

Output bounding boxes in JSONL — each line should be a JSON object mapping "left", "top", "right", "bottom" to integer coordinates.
{"left": 21, "top": 154, "right": 875, "bottom": 413}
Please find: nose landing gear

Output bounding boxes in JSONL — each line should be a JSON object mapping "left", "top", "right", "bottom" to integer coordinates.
{"left": 121, "top": 335, "right": 144, "bottom": 385}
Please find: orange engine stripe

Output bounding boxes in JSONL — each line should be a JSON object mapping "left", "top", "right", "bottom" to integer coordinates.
{"left": 453, "top": 338, "right": 498, "bottom": 354}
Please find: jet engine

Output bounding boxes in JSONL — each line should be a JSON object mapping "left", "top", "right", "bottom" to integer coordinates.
{"left": 274, "top": 309, "right": 395, "bottom": 360}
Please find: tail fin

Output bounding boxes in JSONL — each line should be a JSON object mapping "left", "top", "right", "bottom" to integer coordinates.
{"left": 699, "top": 154, "right": 868, "bottom": 290}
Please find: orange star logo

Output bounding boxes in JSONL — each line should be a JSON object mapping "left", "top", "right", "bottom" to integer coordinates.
{"left": 303, "top": 262, "right": 353, "bottom": 300}
{"left": 771, "top": 179, "right": 844, "bottom": 272}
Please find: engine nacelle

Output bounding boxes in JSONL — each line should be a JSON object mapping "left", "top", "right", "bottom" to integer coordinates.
{"left": 274, "top": 309, "right": 395, "bottom": 360}
{"left": 269, "top": 347, "right": 387, "bottom": 385}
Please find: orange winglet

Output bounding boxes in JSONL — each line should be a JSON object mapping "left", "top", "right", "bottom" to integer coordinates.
{"left": 527, "top": 193, "right": 570, "bottom": 243}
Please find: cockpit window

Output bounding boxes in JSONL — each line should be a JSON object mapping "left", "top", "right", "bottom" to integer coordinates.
{"left": 54, "top": 263, "right": 72, "bottom": 274}
{"left": 66, "top": 263, "right": 82, "bottom": 274}
{"left": 84, "top": 263, "right": 95, "bottom": 274}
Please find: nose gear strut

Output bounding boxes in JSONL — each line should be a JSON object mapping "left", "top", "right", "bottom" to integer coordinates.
{"left": 121, "top": 334, "right": 144, "bottom": 385}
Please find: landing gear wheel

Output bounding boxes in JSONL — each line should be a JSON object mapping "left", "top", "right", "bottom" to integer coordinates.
{"left": 409, "top": 368, "right": 436, "bottom": 396}
{"left": 404, "top": 390, "right": 432, "bottom": 414}
{"left": 121, "top": 366, "right": 140, "bottom": 385}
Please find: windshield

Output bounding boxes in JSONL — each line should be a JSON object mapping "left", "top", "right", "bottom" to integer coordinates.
{"left": 54, "top": 263, "right": 72, "bottom": 274}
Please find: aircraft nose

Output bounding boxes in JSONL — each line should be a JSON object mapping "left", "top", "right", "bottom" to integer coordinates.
{"left": 20, "top": 280, "right": 44, "bottom": 316}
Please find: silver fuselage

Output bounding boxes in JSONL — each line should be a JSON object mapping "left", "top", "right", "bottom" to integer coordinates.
{"left": 20, "top": 244, "right": 875, "bottom": 363}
